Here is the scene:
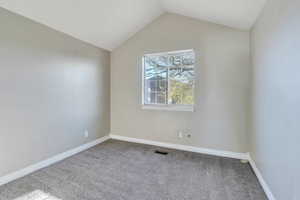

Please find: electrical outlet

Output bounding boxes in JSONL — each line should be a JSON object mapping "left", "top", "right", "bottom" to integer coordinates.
{"left": 178, "top": 130, "right": 192, "bottom": 139}
{"left": 178, "top": 131, "right": 183, "bottom": 139}
{"left": 84, "top": 130, "right": 89, "bottom": 138}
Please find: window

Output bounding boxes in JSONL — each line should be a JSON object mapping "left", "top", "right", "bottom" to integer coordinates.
{"left": 142, "top": 49, "right": 195, "bottom": 111}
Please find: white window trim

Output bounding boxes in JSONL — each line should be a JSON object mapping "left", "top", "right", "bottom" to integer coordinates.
{"left": 141, "top": 49, "right": 195, "bottom": 112}
{"left": 142, "top": 104, "right": 194, "bottom": 112}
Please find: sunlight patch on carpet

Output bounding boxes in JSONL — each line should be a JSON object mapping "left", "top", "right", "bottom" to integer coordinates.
{"left": 14, "top": 190, "right": 61, "bottom": 200}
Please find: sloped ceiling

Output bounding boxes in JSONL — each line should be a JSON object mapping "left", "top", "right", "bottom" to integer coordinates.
{"left": 162, "top": 0, "right": 267, "bottom": 30}
{"left": 0, "top": 0, "right": 266, "bottom": 51}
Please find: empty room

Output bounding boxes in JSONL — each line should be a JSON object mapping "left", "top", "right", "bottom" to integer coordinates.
{"left": 0, "top": 0, "right": 299, "bottom": 200}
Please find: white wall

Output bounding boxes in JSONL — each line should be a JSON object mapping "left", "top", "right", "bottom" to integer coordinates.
{"left": 250, "top": 0, "right": 300, "bottom": 199}
{"left": 0, "top": 8, "right": 110, "bottom": 177}
{"left": 111, "top": 13, "right": 251, "bottom": 153}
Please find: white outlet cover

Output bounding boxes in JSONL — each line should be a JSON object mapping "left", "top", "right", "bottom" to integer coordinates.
{"left": 84, "top": 130, "right": 89, "bottom": 138}
{"left": 178, "top": 132, "right": 183, "bottom": 138}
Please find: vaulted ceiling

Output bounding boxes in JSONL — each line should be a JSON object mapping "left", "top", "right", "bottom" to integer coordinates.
{"left": 0, "top": 0, "right": 266, "bottom": 51}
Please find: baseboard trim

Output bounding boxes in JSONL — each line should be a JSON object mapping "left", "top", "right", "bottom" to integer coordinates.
{"left": 110, "top": 134, "right": 249, "bottom": 160}
{"left": 0, "top": 134, "right": 276, "bottom": 200}
{"left": 0, "top": 135, "right": 110, "bottom": 186}
{"left": 248, "top": 154, "right": 276, "bottom": 200}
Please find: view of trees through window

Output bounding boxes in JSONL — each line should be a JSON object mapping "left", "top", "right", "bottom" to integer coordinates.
{"left": 143, "top": 50, "right": 195, "bottom": 106}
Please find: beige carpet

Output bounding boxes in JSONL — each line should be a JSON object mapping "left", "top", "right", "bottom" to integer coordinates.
{"left": 0, "top": 140, "right": 267, "bottom": 200}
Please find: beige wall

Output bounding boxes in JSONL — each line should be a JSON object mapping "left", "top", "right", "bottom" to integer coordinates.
{"left": 111, "top": 13, "right": 250, "bottom": 153}
{"left": 0, "top": 8, "right": 110, "bottom": 177}
{"left": 250, "top": 0, "right": 300, "bottom": 199}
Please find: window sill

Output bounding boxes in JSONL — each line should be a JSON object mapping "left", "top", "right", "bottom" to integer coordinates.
{"left": 142, "top": 105, "right": 194, "bottom": 112}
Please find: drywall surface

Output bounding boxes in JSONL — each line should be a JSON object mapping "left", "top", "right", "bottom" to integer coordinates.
{"left": 0, "top": 8, "right": 110, "bottom": 177}
{"left": 111, "top": 13, "right": 250, "bottom": 153}
{"left": 250, "top": 0, "right": 300, "bottom": 199}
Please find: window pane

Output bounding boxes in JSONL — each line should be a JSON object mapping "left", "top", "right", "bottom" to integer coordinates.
{"left": 169, "top": 52, "right": 195, "bottom": 105}
{"left": 144, "top": 56, "right": 167, "bottom": 104}
{"left": 143, "top": 50, "right": 195, "bottom": 107}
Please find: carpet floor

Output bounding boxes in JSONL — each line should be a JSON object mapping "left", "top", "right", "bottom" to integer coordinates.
{"left": 0, "top": 140, "right": 267, "bottom": 200}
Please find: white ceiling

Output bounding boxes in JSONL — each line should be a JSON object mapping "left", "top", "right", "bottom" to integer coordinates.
{"left": 0, "top": 0, "right": 266, "bottom": 51}
{"left": 162, "top": 0, "right": 267, "bottom": 30}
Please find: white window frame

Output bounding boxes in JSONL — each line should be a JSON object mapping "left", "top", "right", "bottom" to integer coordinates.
{"left": 141, "top": 49, "right": 195, "bottom": 112}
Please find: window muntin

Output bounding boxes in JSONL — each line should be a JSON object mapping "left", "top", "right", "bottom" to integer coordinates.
{"left": 142, "top": 50, "right": 195, "bottom": 111}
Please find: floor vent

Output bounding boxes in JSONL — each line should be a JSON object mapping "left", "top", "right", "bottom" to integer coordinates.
{"left": 155, "top": 150, "right": 169, "bottom": 155}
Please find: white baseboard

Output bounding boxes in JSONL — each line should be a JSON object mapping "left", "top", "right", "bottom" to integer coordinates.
{"left": 0, "top": 135, "right": 110, "bottom": 186}
{"left": 0, "top": 134, "right": 276, "bottom": 200}
{"left": 248, "top": 154, "right": 276, "bottom": 200}
{"left": 110, "top": 134, "right": 249, "bottom": 160}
